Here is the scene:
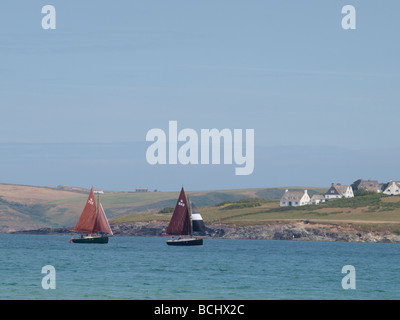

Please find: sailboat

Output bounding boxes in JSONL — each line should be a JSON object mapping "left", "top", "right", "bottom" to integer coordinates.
{"left": 166, "top": 187, "right": 206, "bottom": 246}
{"left": 70, "top": 187, "right": 113, "bottom": 244}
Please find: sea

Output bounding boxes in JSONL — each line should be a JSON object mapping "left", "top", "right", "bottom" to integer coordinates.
{"left": 0, "top": 234, "right": 399, "bottom": 300}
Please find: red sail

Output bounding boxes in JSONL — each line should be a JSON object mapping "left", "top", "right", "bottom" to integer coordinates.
{"left": 72, "top": 187, "right": 98, "bottom": 233}
{"left": 166, "top": 187, "right": 191, "bottom": 235}
{"left": 93, "top": 203, "right": 113, "bottom": 235}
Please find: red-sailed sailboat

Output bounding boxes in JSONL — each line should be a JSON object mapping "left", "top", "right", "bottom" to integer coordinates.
{"left": 70, "top": 187, "right": 113, "bottom": 244}
{"left": 166, "top": 187, "right": 205, "bottom": 246}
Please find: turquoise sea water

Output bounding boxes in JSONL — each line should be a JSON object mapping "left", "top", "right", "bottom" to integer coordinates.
{"left": 0, "top": 234, "right": 399, "bottom": 300}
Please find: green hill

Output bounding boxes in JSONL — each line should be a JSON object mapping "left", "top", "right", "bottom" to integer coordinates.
{"left": 3, "top": 182, "right": 398, "bottom": 235}
{"left": 0, "top": 182, "right": 326, "bottom": 232}
{"left": 111, "top": 192, "right": 400, "bottom": 234}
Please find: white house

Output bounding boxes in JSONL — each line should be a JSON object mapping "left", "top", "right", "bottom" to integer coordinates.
{"left": 325, "top": 183, "right": 354, "bottom": 199}
{"left": 280, "top": 190, "right": 311, "bottom": 207}
{"left": 311, "top": 194, "right": 326, "bottom": 205}
{"left": 383, "top": 181, "right": 400, "bottom": 195}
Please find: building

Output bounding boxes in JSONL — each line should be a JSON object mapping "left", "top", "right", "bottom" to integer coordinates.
{"left": 135, "top": 187, "right": 148, "bottom": 192}
{"left": 57, "top": 185, "right": 88, "bottom": 192}
{"left": 311, "top": 194, "right": 326, "bottom": 205}
{"left": 383, "top": 181, "right": 400, "bottom": 196}
{"left": 325, "top": 183, "right": 354, "bottom": 199}
{"left": 358, "top": 179, "right": 382, "bottom": 193}
{"left": 280, "top": 189, "right": 311, "bottom": 207}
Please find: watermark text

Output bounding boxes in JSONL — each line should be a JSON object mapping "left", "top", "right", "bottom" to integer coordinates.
{"left": 146, "top": 121, "right": 254, "bottom": 175}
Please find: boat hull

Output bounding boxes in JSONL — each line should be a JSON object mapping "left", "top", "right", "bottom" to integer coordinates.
{"left": 71, "top": 236, "right": 109, "bottom": 244}
{"left": 166, "top": 237, "right": 203, "bottom": 246}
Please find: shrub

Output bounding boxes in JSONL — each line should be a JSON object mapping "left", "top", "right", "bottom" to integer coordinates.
{"left": 217, "top": 197, "right": 266, "bottom": 210}
{"left": 158, "top": 207, "right": 174, "bottom": 214}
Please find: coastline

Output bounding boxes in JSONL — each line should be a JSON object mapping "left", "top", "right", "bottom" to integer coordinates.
{"left": 9, "top": 221, "right": 400, "bottom": 243}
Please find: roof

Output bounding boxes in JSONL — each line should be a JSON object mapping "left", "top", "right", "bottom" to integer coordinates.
{"left": 311, "top": 194, "right": 325, "bottom": 200}
{"left": 325, "top": 184, "right": 352, "bottom": 196}
{"left": 387, "top": 181, "right": 400, "bottom": 188}
{"left": 281, "top": 190, "right": 308, "bottom": 202}
{"left": 335, "top": 184, "right": 351, "bottom": 194}
{"left": 358, "top": 180, "right": 381, "bottom": 192}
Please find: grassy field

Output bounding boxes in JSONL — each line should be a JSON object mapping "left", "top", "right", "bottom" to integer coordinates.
{"left": 1, "top": 182, "right": 399, "bottom": 233}
{"left": 110, "top": 192, "right": 400, "bottom": 233}
{"left": 0, "top": 183, "right": 325, "bottom": 231}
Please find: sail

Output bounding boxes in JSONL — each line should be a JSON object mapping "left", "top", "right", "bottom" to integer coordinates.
{"left": 93, "top": 203, "right": 113, "bottom": 235}
{"left": 72, "top": 187, "right": 98, "bottom": 233}
{"left": 166, "top": 187, "right": 191, "bottom": 235}
{"left": 191, "top": 202, "right": 206, "bottom": 233}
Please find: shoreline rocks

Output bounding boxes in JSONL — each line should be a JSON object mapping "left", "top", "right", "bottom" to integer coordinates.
{"left": 10, "top": 221, "right": 400, "bottom": 243}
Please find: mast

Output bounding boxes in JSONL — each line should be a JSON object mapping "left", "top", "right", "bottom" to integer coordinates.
{"left": 94, "top": 189, "right": 101, "bottom": 234}
{"left": 93, "top": 189, "right": 111, "bottom": 234}
{"left": 98, "top": 203, "right": 113, "bottom": 235}
{"left": 188, "top": 194, "right": 192, "bottom": 237}
{"left": 96, "top": 192, "right": 100, "bottom": 230}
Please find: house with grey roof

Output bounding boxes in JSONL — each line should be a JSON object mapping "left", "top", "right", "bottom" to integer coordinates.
{"left": 311, "top": 194, "right": 326, "bottom": 205}
{"left": 280, "top": 189, "right": 311, "bottom": 207}
{"left": 325, "top": 183, "right": 354, "bottom": 199}
{"left": 358, "top": 179, "right": 382, "bottom": 193}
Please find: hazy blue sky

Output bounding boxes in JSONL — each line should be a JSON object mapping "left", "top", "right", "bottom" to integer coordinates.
{"left": 0, "top": 1, "right": 399, "bottom": 191}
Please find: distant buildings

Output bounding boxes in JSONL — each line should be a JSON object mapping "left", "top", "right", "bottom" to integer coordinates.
{"left": 311, "top": 194, "right": 325, "bottom": 205}
{"left": 382, "top": 181, "right": 400, "bottom": 196}
{"left": 358, "top": 180, "right": 382, "bottom": 193}
{"left": 280, "top": 190, "right": 311, "bottom": 207}
{"left": 57, "top": 185, "right": 88, "bottom": 192}
{"left": 135, "top": 187, "right": 148, "bottom": 193}
{"left": 279, "top": 177, "right": 400, "bottom": 208}
{"left": 280, "top": 183, "right": 354, "bottom": 207}
{"left": 355, "top": 179, "right": 400, "bottom": 195}
{"left": 325, "top": 183, "right": 354, "bottom": 199}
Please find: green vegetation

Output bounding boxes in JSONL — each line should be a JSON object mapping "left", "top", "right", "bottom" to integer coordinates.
{"left": 319, "top": 192, "right": 400, "bottom": 211}
{"left": 319, "top": 192, "right": 383, "bottom": 209}
{"left": 0, "top": 183, "right": 399, "bottom": 234}
{"left": 0, "top": 196, "right": 54, "bottom": 224}
{"left": 0, "top": 184, "right": 320, "bottom": 229}
{"left": 158, "top": 207, "right": 174, "bottom": 214}
{"left": 110, "top": 192, "right": 400, "bottom": 235}
{"left": 217, "top": 197, "right": 266, "bottom": 210}
{"left": 351, "top": 179, "right": 361, "bottom": 191}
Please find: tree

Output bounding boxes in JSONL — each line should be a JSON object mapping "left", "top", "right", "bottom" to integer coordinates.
{"left": 381, "top": 182, "right": 389, "bottom": 192}
{"left": 351, "top": 179, "right": 361, "bottom": 191}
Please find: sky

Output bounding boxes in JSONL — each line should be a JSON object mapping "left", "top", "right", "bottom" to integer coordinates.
{"left": 0, "top": 1, "right": 399, "bottom": 191}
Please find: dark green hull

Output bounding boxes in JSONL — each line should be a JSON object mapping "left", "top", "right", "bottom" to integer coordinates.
{"left": 166, "top": 238, "right": 203, "bottom": 246}
{"left": 71, "top": 236, "right": 109, "bottom": 244}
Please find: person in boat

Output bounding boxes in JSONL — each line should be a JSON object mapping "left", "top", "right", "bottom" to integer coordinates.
{"left": 178, "top": 236, "right": 182, "bottom": 240}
